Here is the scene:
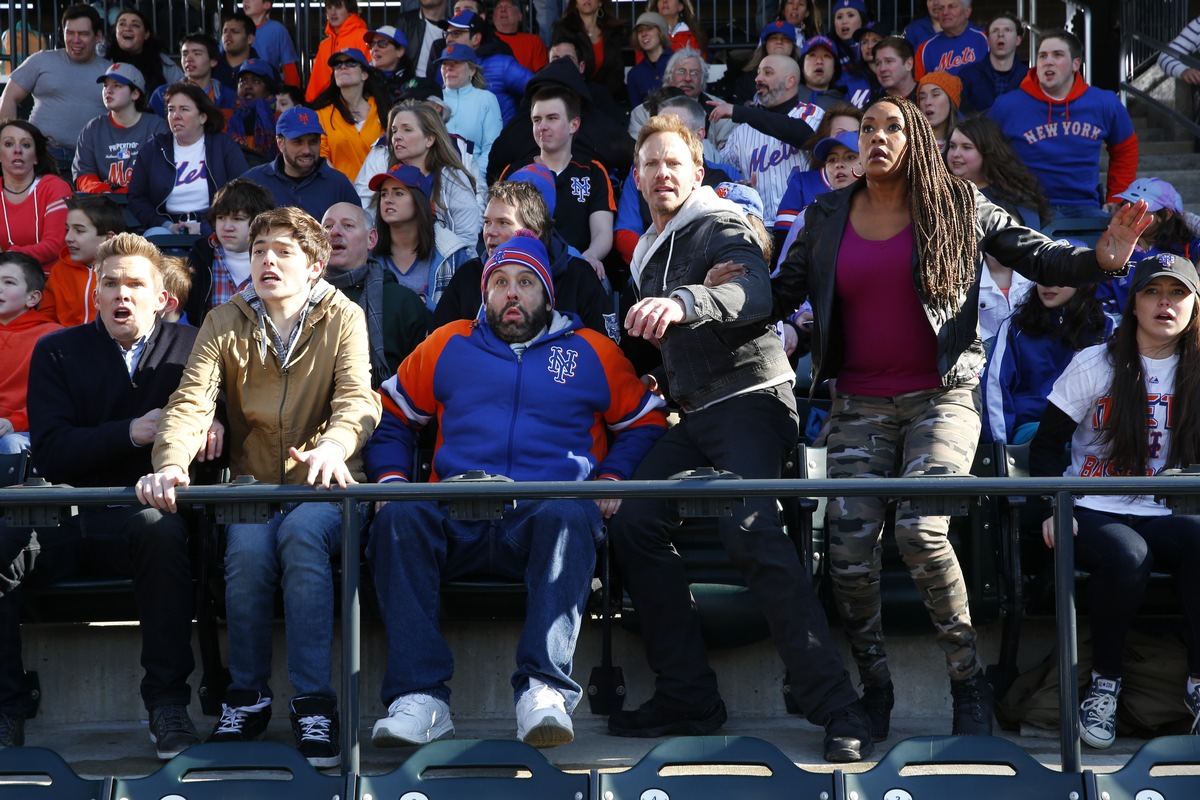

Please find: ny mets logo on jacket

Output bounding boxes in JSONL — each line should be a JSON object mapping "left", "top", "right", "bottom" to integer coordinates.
{"left": 365, "top": 312, "right": 667, "bottom": 484}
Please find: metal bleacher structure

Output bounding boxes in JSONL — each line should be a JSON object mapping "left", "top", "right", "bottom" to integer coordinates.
{"left": 2, "top": 0, "right": 1200, "bottom": 794}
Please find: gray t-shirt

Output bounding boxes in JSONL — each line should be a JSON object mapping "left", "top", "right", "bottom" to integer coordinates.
{"left": 72, "top": 112, "right": 169, "bottom": 190}
{"left": 10, "top": 49, "right": 111, "bottom": 149}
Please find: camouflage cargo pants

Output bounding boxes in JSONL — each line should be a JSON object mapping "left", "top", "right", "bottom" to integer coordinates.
{"left": 826, "top": 380, "right": 982, "bottom": 687}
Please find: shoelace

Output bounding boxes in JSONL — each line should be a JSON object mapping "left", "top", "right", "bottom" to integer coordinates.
{"left": 297, "top": 714, "right": 332, "bottom": 743}
{"left": 1081, "top": 691, "right": 1117, "bottom": 722}
{"left": 214, "top": 705, "right": 251, "bottom": 735}
{"left": 1189, "top": 689, "right": 1200, "bottom": 734}
{"left": 952, "top": 684, "right": 989, "bottom": 720}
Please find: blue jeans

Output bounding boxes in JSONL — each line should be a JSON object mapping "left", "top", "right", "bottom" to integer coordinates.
{"left": 1075, "top": 508, "right": 1200, "bottom": 677}
{"left": 367, "top": 498, "right": 602, "bottom": 710}
{"left": 225, "top": 501, "right": 356, "bottom": 700}
{"left": 0, "top": 433, "right": 29, "bottom": 455}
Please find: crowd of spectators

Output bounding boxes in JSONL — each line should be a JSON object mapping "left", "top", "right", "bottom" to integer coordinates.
{"left": 1, "top": 0, "right": 1198, "bottom": 778}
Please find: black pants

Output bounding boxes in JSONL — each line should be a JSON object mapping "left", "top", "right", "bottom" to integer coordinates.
{"left": 608, "top": 385, "right": 859, "bottom": 723}
{"left": 1075, "top": 507, "right": 1200, "bottom": 677}
{"left": 0, "top": 505, "right": 195, "bottom": 715}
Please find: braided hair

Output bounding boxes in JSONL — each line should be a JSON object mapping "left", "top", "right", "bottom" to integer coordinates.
{"left": 872, "top": 95, "right": 977, "bottom": 313}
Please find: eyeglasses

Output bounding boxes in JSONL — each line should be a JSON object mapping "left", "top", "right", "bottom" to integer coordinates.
{"left": 368, "top": 39, "right": 394, "bottom": 49}
{"left": 671, "top": 68, "right": 702, "bottom": 79}
{"left": 332, "top": 61, "right": 361, "bottom": 70}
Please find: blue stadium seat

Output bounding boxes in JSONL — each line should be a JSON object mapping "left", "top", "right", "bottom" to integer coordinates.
{"left": 596, "top": 735, "right": 833, "bottom": 800}
{"left": 356, "top": 739, "right": 588, "bottom": 800}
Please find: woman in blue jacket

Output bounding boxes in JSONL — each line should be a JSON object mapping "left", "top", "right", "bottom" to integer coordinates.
{"left": 127, "top": 83, "right": 249, "bottom": 236}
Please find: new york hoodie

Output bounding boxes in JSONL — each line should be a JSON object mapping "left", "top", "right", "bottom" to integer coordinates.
{"left": 989, "top": 70, "right": 1137, "bottom": 207}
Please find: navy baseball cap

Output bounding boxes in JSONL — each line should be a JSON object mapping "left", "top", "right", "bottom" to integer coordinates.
{"left": 328, "top": 48, "right": 369, "bottom": 68}
{"left": 438, "top": 10, "right": 482, "bottom": 32}
{"left": 434, "top": 43, "right": 480, "bottom": 66}
{"left": 237, "top": 58, "right": 278, "bottom": 92}
{"left": 276, "top": 107, "right": 325, "bottom": 138}
{"left": 759, "top": 20, "right": 798, "bottom": 45}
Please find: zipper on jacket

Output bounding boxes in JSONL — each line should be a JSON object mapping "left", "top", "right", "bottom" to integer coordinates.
{"left": 505, "top": 351, "right": 523, "bottom": 477}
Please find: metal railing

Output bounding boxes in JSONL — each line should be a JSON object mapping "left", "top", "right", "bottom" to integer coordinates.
{"left": 6, "top": 473, "right": 1200, "bottom": 773}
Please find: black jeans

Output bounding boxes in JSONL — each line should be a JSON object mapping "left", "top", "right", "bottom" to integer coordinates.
{"left": 0, "top": 505, "right": 195, "bottom": 715}
{"left": 608, "top": 384, "right": 859, "bottom": 723}
{"left": 1075, "top": 507, "right": 1200, "bottom": 677}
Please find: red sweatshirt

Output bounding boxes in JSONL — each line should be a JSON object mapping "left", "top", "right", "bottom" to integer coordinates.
{"left": 39, "top": 246, "right": 97, "bottom": 327}
{"left": 0, "top": 308, "right": 61, "bottom": 431}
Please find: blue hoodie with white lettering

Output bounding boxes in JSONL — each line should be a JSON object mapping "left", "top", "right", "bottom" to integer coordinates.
{"left": 988, "top": 69, "right": 1137, "bottom": 209}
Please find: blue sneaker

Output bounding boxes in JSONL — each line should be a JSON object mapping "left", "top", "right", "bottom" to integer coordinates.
{"left": 1079, "top": 676, "right": 1121, "bottom": 749}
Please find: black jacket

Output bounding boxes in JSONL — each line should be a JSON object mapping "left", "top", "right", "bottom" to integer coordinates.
{"left": 28, "top": 320, "right": 198, "bottom": 488}
{"left": 774, "top": 182, "right": 1124, "bottom": 394}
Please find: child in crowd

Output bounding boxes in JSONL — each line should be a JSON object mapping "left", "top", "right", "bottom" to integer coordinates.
{"left": 982, "top": 269, "right": 1112, "bottom": 444}
{"left": 158, "top": 256, "right": 192, "bottom": 324}
{"left": 1032, "top": 253, "right": 1200, "bottom": 750}
{"left": 185, "top": 179, "right": 277, "bottom": 326}
{"left": 0, "top": 253, "right": 62, "bottom": 454}
{"left": 39, "top": 196, "right": 125, "bottom": 327}
{"left": 275, "top": 85, "right": 305, "bottom": 112}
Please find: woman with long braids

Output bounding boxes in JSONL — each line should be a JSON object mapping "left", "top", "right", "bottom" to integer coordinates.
{"left": 774, "top": 95, "right": 1149, "bottom": 742}
{"left": 1032, "top": 252, "right": 1200, "bottom": 750}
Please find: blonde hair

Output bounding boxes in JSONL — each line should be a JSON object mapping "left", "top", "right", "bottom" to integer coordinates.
{"left": 635, "top": 113, "right": 703, "bottom": 170}
{"left": 95, "top": 232, "right": 166, "bottom": 290}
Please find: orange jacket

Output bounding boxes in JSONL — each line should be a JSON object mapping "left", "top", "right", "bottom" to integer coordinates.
{"left": 0, "top": 308, "right": 61, "bottom": 431}
{"left": 317, "top": 99, "right": 384, "bottom": 183}
{"left": 305, "top": 14, "right": 371, "bottom": 103}
{"left": 39, "top": 246, "right": 97, "bottom": 327}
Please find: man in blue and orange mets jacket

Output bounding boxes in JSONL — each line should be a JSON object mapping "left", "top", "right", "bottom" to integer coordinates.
{"left": 363, "top": 231, "right": 666, "bottom": 750}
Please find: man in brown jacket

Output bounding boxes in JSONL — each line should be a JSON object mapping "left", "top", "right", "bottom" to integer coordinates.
{"left": 137, "top": 206, "right": 381, "bottom": 769}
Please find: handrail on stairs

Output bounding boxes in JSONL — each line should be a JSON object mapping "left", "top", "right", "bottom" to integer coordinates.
{"left": 1119, "top": 30, "right": 1200, "bottom": 141}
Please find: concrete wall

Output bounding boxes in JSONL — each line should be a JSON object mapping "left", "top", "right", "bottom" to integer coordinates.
{"left": 19, "top": 614, "right": 1062, "bottom": 728}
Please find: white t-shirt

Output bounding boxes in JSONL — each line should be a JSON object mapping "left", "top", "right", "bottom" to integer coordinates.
{"left": 1048, "top": 344, "right": 1178, "bottom": 516}
{"left": 165, "top": 137, "right": 209, "bottom": 215}
{"left": 225, "top": 248, "right": 251, "bottom": 288}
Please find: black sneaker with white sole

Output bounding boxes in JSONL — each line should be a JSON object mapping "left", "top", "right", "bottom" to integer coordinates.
{"left": 148, "top": 704, "right": 200, "bottom": 760}
{"left": 291, "top": 695, "right": 341, "bottom": 769}
{"left": 207, "top": 691, "right": 272, "bottom": 743}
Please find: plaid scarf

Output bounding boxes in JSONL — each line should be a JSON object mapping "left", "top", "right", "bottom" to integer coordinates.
{"left": 209, "top": 238, "right": 249, "bottom": 309}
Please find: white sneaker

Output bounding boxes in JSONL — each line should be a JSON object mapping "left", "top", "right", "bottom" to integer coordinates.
{"left": 1079, "top": 676, "right": 1121, "bottom": 749}
{"left": 515, "top": 678, "right": 573, "bottom": 748}
{"left": 372, "top": 693, "right": 454, "bottom": 747}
